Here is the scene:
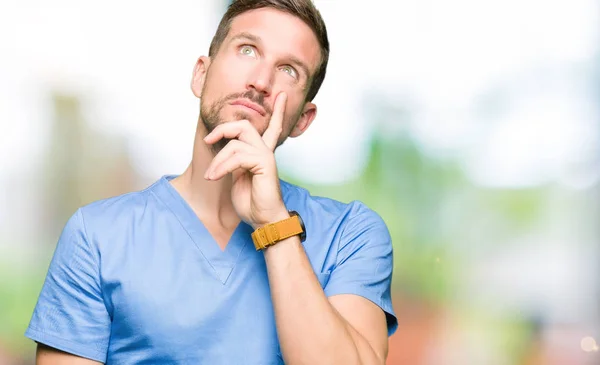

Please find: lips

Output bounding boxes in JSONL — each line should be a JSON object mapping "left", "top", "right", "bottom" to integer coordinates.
{"left": 230, "top": 99, "right": 266, "bottom": 116}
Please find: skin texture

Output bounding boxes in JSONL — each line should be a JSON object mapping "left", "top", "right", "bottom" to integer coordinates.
{"left": 37, "top": 8, "right": 389, "bottom": 365}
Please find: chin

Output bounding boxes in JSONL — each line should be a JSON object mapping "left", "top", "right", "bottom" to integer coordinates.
{"left": 232, "top": 111, "right": 254, "bottom": 122}
{"left": 227, "top": 111, "right": 267, "bottom": 132}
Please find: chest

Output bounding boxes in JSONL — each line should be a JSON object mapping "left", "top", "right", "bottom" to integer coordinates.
{"left": 101, "top": 233, "right": 282, "bottom": 363}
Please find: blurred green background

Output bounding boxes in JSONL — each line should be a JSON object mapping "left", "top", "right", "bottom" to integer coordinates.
{"left": 1, "top": 0, "right": 599, "bottom": 364}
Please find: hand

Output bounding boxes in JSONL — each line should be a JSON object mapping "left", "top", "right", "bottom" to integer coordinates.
{"left": 203, "top": 92, "right": 290, "bottom": 229}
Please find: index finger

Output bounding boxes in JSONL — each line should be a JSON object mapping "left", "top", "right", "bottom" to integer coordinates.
{"left": 262, "top": 92, "right": 287, "bottom": 150}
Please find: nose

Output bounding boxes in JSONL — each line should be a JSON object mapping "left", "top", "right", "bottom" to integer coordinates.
{"left": 247, "top": 63, "right": 273, "bottom": 96}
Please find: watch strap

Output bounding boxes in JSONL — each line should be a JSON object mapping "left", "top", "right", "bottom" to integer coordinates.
{"left": 252, "top": 214, "right": 304, "bottom": 250}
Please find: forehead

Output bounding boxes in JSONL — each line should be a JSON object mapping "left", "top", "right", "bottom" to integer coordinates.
{"left": 226, "top": 8, "right": 321, "bottom": 73}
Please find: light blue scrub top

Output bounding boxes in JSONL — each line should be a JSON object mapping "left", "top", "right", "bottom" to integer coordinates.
{"left": 26, "top": 175, "right": 397, "bottom": 364}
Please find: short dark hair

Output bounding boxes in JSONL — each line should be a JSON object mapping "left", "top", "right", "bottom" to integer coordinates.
{"left": 209, "top": 0, "right": 329, "bottom": 102}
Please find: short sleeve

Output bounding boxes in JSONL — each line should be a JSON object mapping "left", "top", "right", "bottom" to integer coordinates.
{"left": 324, "top": 202, "right": 398, "bottom": 336}
{"left": 25, "top": 209, "right": 111, "bottom": 362}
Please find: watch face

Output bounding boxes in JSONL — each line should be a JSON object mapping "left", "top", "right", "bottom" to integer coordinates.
{"left": 289, "top": 210, "right": 306, "bottom": 242}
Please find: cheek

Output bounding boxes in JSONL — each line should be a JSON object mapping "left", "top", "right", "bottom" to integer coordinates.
{"left": 200, "top": 72, "right": 217, "bottom": 103}
{"left": 274, "top": 73, "right": 303, "bottom": 91}
{"left": 203, "top": 61, "right": 239, "bottom": 95}
{"left": 282, "top": 100, "right": 305, "bottom": 128}
{"left": 216, "top": 54, "right": 254, "bottom": 84}
{"left": 285, "top": 96, "right": 306, "bottom": 118}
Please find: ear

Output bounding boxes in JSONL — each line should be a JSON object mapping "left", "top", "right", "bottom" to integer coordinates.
{"left": 289, "top": 102, "right": 317, "bottom": 138}
{"left": 191, "top": 56, "right": 211, "bottom": 98}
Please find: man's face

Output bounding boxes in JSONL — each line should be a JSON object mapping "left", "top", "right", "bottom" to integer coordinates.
{"left": 192, "top": 8, "right": 321, "bottom": 150}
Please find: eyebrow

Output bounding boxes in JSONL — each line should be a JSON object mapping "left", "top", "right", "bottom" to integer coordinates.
{"left": 229, "top": 32, "right": 261, "bottom": 45}
{"left": 228, "top": 32, "right": 311, "bottom": 81}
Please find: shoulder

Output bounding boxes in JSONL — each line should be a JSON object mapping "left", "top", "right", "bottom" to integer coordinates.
{"left": 72, "top": 177, "right": 164, "bottom": 239}
{"left": 280, "top": 179, "right": 389, "bottom": 238}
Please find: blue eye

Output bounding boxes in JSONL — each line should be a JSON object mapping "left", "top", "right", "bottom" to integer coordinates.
{"left": 239, "top": 45, "right": 257, "bottom": 57}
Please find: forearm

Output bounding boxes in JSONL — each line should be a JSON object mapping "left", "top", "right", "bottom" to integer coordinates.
{"left": 263, "top": 236, "right": 383, "bottom": 365}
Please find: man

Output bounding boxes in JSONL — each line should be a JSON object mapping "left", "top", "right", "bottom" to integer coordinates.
{"left": 26, "top": 0, "right": 397, "bottom": 364}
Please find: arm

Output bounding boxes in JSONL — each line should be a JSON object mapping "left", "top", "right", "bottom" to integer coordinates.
{"left": 25, "top": 209, "right": 111, "bottom": 363}
{"left": 37, "top": 344, "right": 103, "bottom": 365}
{"left": 202, "top": 93, "right": 395, "bottom": 365}
{"left": 264, "top": 222, "right": 390, "bottom": 365}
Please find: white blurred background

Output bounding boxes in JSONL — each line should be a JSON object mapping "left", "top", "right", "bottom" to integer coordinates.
{"left": 1, "top": 0, "right": 599, "bottom": 364}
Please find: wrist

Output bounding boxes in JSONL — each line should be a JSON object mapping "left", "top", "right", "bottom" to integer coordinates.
{"left": 251, "top": 209, "right": 306, "bottom": 251}
{"left": 251, "top": 209, "right": 290, "bottom": 230}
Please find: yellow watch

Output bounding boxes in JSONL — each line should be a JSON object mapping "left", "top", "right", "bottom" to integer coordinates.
{"left": 251, "top": 211, "right": 306, "bottom": 251}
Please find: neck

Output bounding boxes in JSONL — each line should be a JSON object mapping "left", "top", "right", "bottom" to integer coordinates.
{"left": 170, "top": 118, "right": 239, "bottom": 229}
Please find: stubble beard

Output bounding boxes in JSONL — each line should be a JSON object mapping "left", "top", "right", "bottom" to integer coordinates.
{"left": 200, "top": 89, "right": 274, "bottom": 154}
{"left": 200, "top": 88, "right": 304, "bottom": 156}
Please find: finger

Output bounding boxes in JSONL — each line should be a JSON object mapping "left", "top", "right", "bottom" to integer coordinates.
{"left": 262, "top": 92, "right": 287, "bottom": 150}
{"left": 204, "top": 120, "right": 264, "bottom": 148}
{"left": 204, "top": 139, "right": 254, "bottom": 179}
{"left": 208, "top": 153, "right": 263, "bottom": 181}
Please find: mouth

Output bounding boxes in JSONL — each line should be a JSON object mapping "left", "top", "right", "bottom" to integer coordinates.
{"left": 230, "top": 99, "right": 266, "bottom": 116}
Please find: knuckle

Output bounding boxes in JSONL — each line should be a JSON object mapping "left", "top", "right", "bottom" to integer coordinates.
{"left": 231, "top": 155, "right": 243, "bottom": 167}
{"left": 226, "top": 139, "right": 242, "bottom": 151}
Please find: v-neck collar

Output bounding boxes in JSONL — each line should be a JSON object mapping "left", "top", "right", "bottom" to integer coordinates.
{"left": 152, "top": 175, "right": 254, "bottom": 284}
